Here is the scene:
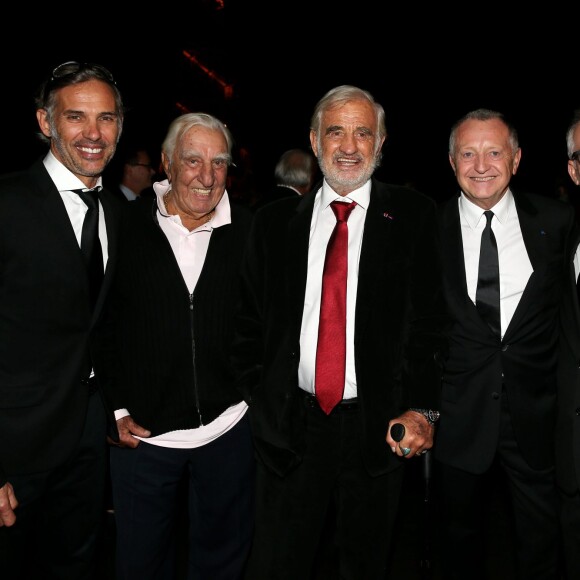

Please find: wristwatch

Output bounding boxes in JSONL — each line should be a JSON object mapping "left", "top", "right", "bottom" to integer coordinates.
{"left": 409, "top": 408, "right": 440, "bottom": 426}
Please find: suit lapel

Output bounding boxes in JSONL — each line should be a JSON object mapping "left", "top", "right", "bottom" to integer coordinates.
{"left": 504, "top": 193, "right": 545, "bottom": 338}
{"left": 93, "top": 188, "right": 121, "bottom": 320}
{"left": 355, "top": 182, "right": 395, "bottom": 332}
{"left": 285, "top": 183, "right": 397, "bottom": 338}
{"left": 30, "top": 159, "right": 118, "bottom": 324}
{"left": 440, "top": 195, "right": 471, "bottom": 306}
{"left": 562, "top": 230, "right": 580, "bottom": 355}
{"left": 29, "top": 160, "right": 83, "bottom": 258}
{"left": 287, "top": 194, "right": 315, "bottom": 331}
{"left": 439, "top": 193, "right": 505, "bottom": 342}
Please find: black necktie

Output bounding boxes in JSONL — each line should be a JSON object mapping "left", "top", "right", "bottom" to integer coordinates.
{"left": 475, "top": 210, "right": 500, "bottom": 336}
{"left": 72, "top": 188, "right": 104, "bottom": 309}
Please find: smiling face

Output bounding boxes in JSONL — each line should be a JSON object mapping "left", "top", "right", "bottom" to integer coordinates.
{"left": 162, "top": 124, "right": 229, "bottom": 223}
{"left": 310, "top": 98, "right": 384, "bottom": 196}
{"left": 36, "top": 79, "right": 122, "bottom": 189}
{"left": 567, "top": 123, "right": 580, "bottom": 186}
{"left": 449, "top": 117, "right": 521, "bottom": 210}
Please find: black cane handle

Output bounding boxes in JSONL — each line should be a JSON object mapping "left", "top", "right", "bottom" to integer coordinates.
{"left": 390, "top": 422, "right": 405, "bottom": 442}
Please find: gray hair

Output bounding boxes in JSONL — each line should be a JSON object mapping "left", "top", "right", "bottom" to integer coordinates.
{"left": 162, "top": 112, "right": 234, "bottom": 164}
{"left": 449, "top": 108, "right": 519, "bottom": 156}
{"left": 310, "top": 85, "right": 386, "bottom": 164}
{"left": 566, "top": 109, "right": 580, "bottom": 159}
{"left": 274, "top": 148, "right": 317, "bottom": 188}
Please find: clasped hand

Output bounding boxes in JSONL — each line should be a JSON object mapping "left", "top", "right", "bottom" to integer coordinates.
{"left": 108, "top": 415, "right": 151, "bottom": 448}
{"left": 385, "top": 410, "right": 434, "bottom": 459}
{"left": 0, "top": 482, "right": 18, "bottom": 527}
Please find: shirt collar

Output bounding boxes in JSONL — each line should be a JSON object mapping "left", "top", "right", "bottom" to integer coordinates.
{"left": 459, "top": 188, "right": 513, "bottom": 230}
{"left": 277, "top": 184, "right": 301, "bottom": 195}
{"left": 320, "top": 178, "right": 371, "bottom": 210}
{"left": 153, "top": 178, "right": 231, "bottom": 228}
{"left": 43, "top": 151, "right": 103, "bottom": 193}
{"left": 119, "top": 183, "right": 137, "bottom": 200}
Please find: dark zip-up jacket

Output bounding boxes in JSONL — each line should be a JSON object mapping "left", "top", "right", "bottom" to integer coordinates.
{"left": 101, "top": 196, "right": 253, "bottom": 437}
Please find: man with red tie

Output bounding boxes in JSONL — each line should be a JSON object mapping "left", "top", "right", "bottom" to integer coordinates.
{"left": 231, "top": 85, "right": 449, "bottom": 579}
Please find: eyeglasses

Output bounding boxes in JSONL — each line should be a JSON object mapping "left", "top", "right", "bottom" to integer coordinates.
{"left": 51, "top": 61, "right": 116, "bottom": 84}
{"left": 571, "top": 150, "right": 580, "bottom": 162}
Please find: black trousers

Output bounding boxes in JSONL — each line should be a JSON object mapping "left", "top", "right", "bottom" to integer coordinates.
{"left": 110, "top": 413, "right": 255, "bottom": 580}
{"left": 0, "top": 391, "right": 108, "bottom": 580}
{"left": 434, "top": 394, "right": 561, "bottom": 580}
{"left": 559, "top": 486, "right": 580, "bottom": 579}
{"left": 244, "top": 397, "right": 404, "bottom": 580}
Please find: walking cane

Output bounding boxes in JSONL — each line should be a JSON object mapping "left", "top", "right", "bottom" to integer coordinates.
{"left": 391, "top": 423, "right": 433, "bottom": 579}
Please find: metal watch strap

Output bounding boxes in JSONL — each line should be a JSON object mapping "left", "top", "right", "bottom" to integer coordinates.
{"left": 409, "top": 408, "right": 440, "bottom": 425}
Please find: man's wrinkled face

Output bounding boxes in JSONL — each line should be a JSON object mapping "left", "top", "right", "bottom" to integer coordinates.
{"left": 310, "top": 98, "right": 383, "bottom": 196}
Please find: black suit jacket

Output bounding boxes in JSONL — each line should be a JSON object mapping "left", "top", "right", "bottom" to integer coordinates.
{"left": 254, "top": 185, "right": 301, "bottom": 210}
{"left": 107, "top": 184, "right": 131, "bottom": 202}
{"left": 556, "top": 227, "right": 580, "bottom": 493}
{"left": 231, "top": 179, "right": 449, "bottom": 478}
{"left": 0, "top": 157, "right": 122, "bottom": 486}
{"left": 435, "top": 191, "right": 575, "bottom": 475}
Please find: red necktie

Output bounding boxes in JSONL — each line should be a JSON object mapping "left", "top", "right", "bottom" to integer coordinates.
{"left": 315, "top": 200, "right": 357, "bottom": 415}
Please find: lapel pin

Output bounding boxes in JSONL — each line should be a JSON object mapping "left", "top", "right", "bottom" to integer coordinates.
{"left": 383, "top": 212, "right": 394, "bottom": 220}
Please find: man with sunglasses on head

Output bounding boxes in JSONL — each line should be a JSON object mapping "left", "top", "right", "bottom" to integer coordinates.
{"left": 0, "top": 61, "right": 124, "bottom": 579}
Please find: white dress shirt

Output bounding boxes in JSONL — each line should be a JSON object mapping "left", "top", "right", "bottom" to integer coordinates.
{"left": 573, "top": 241, "right": 580, "bottom": 281}
{"left": 298, "top": 179, "right": 370, "bottom": 400}
{"left": 119, "top": 183, "right": 138, "bottom": 201}
{"left": 43, "top": 151, "right": 108, "bottom": 268}
{"left": 459, "top": 190, "right": 533, "bottom": 339}
{"left": 43, "top": 151, "right": 109, "bottom": 382}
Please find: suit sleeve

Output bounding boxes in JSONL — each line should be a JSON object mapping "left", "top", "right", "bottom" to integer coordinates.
{"left": 403, "top": 199, "right": 449, "bottom": 409}
{"left": 230, "top": 213, "right": 267, "bottom": 404}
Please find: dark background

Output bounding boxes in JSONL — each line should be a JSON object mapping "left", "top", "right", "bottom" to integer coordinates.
{"left": 3, "top": 4, "right": 578, "bottom": 203}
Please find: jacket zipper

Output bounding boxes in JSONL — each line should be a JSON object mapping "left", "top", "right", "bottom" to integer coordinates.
{"left": 189, "top": 292, "right": 203, "bottom": 425}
